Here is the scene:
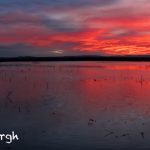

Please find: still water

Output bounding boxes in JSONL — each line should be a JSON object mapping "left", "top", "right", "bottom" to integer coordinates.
{"left": 0, "top": 61, "right": 150, "bottom": 149}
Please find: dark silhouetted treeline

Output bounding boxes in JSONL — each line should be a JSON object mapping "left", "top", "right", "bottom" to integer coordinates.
{"left": 1, "top": 55, "right": 150, "bottom": 62}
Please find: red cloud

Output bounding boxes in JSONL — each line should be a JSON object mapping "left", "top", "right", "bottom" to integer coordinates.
{"left": 0, "top": 3, "right": 150, "bottom": 56}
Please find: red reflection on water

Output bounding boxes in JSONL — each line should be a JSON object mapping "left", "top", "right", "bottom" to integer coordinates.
{"left": 1, "top": 62, "right": 150, "bottom": 118}
{"left": 105, "top": 65, "right": 150, "bottom": 70}
{"left": 76, "top": 62, "right": 150, "bottom": 117}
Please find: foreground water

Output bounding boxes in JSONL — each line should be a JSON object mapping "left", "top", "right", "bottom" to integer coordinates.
{"left": 0, "top": 61, "right": 150, "bottom": 149}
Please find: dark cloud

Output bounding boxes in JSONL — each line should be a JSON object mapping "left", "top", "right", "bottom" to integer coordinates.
{"left": 0, "top": 0, "right": 118, "bottom": 8}
{"left": 43, "top": 19, "right": 84, "bottom": 33}
{"left": 0, "top": 12, "right": 42, "bottom": 24}
{"left": 0, "top": 44, "right": 36, "bottom": 57}
{"left": 0, "top": 11, "right": 84, "bottom": 33}
{"left": 0, "top": 42, "right": 105, "bottom": 57}
{"left": 99, "top": 29, "right": 138, "bottom": 40}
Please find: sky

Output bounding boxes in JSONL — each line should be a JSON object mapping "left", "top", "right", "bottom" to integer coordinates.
{"left": 0, "top": 0, "right": 150, "bottom": 57}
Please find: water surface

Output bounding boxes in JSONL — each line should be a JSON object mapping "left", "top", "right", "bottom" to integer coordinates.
{"left": 0, "top": 61, "right": 150, "bottom": 149}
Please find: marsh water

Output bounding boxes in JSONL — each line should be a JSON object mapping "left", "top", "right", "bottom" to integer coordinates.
{"left": 0, "top": 61, "right": 150, "bottom": 149}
